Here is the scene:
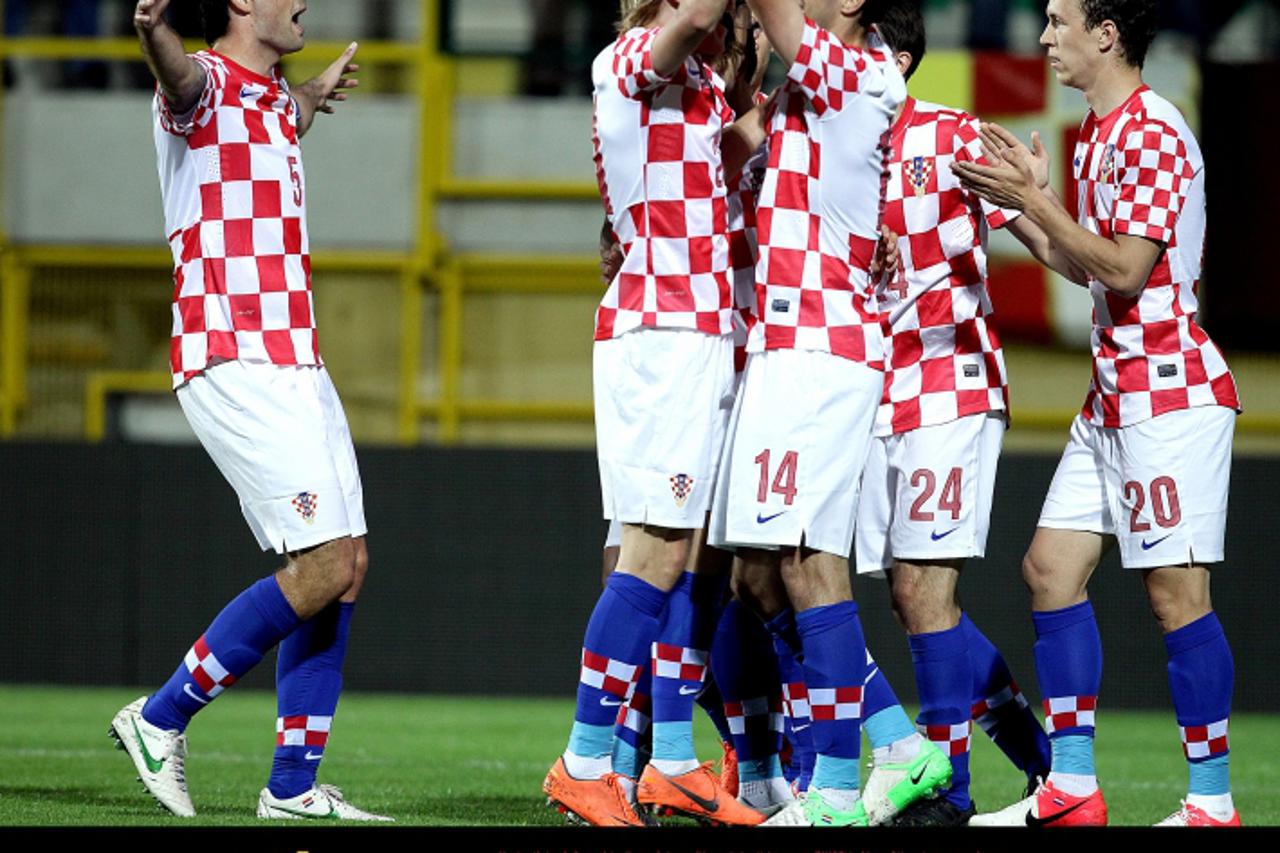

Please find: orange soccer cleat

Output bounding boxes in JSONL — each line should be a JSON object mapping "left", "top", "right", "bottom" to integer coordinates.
{"left": 637, "top": 762, "right": 765, "bottom": 826}
{"left": 542, "top": 757, "right": 647, "bottom": 827}
{"left": 718, "top": 741, "right": 739, "bottom": 799}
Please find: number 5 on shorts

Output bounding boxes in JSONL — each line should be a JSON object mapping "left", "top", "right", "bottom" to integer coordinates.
{"left": 755, "top": 449, "right": 798, "bottom": 506}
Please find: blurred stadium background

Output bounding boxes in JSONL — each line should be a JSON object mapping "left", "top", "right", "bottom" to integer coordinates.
{"left": 0, "top": 0, "right": 1278, "bottom": 793}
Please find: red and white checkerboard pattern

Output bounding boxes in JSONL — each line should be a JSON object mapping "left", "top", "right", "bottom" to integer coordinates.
{"left": 184, "top": 634, "right": 236, "bottom": 698}
{"left": 579, "top": 649, "right": 642, "bottom": 700}
{"left": 782, "top": 681, "right": 811, "bottom": 721}
{"left": 276, "top": 714, "right": 332, "bottom": 747}
{"left": 747, "top": 19, "right": 901, "bottom": 366}
{"left": 922, "top": 721, "right": 972, "bottom": 757}
{"left": 724, "top": 694, "right": 785, "bottom": 736}
{"left": 970, "top": 680, "right": 1030, "bottom": 734}
{"left": 876, "top": 99, "right": 1012, "bottom": 435}
{"left": 1180, "top": 718, "right": 1229, "bottom": 761}
{"left": 1042, "top": 695, "right": 1097, "bottom": 734}
{"left": 728, "top": 147, "right": 767, "bottom": 373}
{"left": 1073, "top": 86, "right": 1238, "bottom": 428}
{"left": 808, "top": 686, "right": 864, "bottom": 721}
{"left": 617, "top": 689, "right": 652, "bottom": 735}
{"left": 652, "top": 642, "right": 709, "bottom": 683}
{"left": 155, "top": 51, "right": 320, "bottom": 388}
{"left": 591, "top": 29, "right": 735, "bottom": 341}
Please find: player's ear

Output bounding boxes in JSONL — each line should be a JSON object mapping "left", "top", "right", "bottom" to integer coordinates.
{"left": 1094, "top": 17, "right": 1120, "bottom": 57}
{"left": 895, "top": 49, "right": 913, "bottom": 78}
{"left": 228, "top": 0, "right": 253, "bottom": 18}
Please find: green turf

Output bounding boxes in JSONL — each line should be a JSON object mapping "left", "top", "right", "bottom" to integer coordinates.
{"left": 0, "top": 684, "right": 1276, "bottom": 826}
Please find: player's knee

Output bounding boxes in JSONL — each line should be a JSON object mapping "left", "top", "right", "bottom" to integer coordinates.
{"left": 1145, "top": 575, "right": 1210, "bottom": 632}
{"left": 1021, "top": 549, "right": 1052, "bottom": 596}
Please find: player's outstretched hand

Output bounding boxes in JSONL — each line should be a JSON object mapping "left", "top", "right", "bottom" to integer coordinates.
{"left": 871, "top": 224, "right": 900, "bottom": 282}
{"left": 134, "top": 0, "right": 172, "bottom": 32}
{"left": 953, "top": 132, "right": 1038, "bottom": 212}
{"left": 979, "top": 122, "right": 1050, "bottom": 191}
{"left": 295, "top": 42, "right": 361, "bottom": 137}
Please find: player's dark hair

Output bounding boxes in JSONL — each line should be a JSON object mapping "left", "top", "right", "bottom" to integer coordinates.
{"left": 874, "top": 1, "right": 926, "bottom": 81}
{"left": 1079, "top": 0, "right": 1159, "bottom": 68}
{"left": 200, "top": 0, "right": 230, "bottom": 46}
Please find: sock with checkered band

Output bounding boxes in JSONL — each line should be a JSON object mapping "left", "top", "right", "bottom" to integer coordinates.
{"left": 143, "top": 575, "right": 301, "bottom": 732}
{"left": 797, "top": 601, "right": 868, "bottom": 808}
{"left": 694, "top": 670, "right": 735, "bottom": 750}
{"left": 1032, "top": 600, "right": 1102, "bottom": 796}
{"left": 909, "top": 624, "right": 973, "bottom": 810}
{"left": 267, "top": 601, "right": 353, "bottom": 799}
{"left": 764, "top": 608, "right": 814, "bottom": 792}
{"left": 565, "top": 572, "right": 669, "bottom": 779}
{"left": 649, "top": 571, "right": 724, "bottom": 776}
{"left": 712, "top": 599, "right": 787, "bottom": 802}
{"left": 612, "top": 662, "right": 652, "bottom": 782}
{"left": 962, "top": 612, "right": 1051, "bottom": 786}
{"left": 1165, "top": 611, "right": 1235, "bottom": 820}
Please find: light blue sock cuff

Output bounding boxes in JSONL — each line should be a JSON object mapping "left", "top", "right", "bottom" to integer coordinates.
{"left": 611, "top": 736, "right": 648, "bottom": 779}
{"left": 811, "top": 753, "right": 861, "bottom": 791}
{"left": 567, "top": 721, "right": 614, "bottom": 761}
{"left": 1050, "top": 733, "right": 1096, "bottom": 776}
{"left": 651, "top": 721, "right": 695, "bottom": 762}
{"left": 863, "top": 705, "right": 917, "bottom": 750}
{"left": 1188, "top": 753, "right": 1230, "bottom": 796}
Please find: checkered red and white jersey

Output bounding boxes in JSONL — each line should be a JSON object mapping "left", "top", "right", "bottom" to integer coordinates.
{"left": 728, "top": 145, "right": 768, "bottom": 372}
{"left": 154, "top": 51, "right": 319, "bottom": 388}
{"left": 1074, "top": 86, "right": 1238, "bottom": 427}
{"left": 876, "top": 99, "right": 1013, "bottom": 435}
{"left": 591, "top": 28, "right": 736, "bottom": 341}
{"left": 747, "top": 19, "right": 905, "bottom": 365}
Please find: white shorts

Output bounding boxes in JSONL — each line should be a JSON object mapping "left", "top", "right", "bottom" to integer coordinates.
{"left": 709, "top": 349, "right": 882, "bottom": 558}
{"left": 594, "top": 328, "right": 736, "bottom": 529}
{"left": 177, "top": 361, "right": 367, "bottom": 554}
{"left": 855, "top": 412, "right": 1005, "bottom": 576}
{"left": 604, "top": 518, "right": 622, "bottom": 549}
{"left": 1038, "top": 407, "right": 1235, "bottom": 569}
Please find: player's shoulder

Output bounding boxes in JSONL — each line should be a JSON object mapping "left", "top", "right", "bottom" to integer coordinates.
{"left": 1117, "top": 87, "right": 1200, "bottom": 157}
{"left": 903, "top": 100, "right": 979, "bottom": 147}
{"left": 613, "top": 26, "right": 660, "bottom": 58}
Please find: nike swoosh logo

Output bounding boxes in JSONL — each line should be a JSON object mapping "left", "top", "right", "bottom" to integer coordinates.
{"left": 667, "top": 776, "right": 720, "bottom": 813}
{"left": 1026, "top": 798, "right": 1089, "bottom": 827}
{"left": 791, "top": 723, "right": 811, "bottom": 732}
{"left": 1141, "top": 533, "right": 1173, "bottom": 550}
{"left": 183, "top": 684, "right": 209, "bottom": 705}
{"left": 678, "top": 685, "right": 700, "bottom": 696}
{"left": 599, "top": 697, "right": 622, "bottom": 707}
{"left": 910, "top": 763, "right": 928, "bottom": 784}
{"left": 132, "top": 718, "right": 165, "bottom": 774}
{"left": 305, "top": 751, "right": 323, "bottom": 761}
{"left": 930, "top": 528, "right": 959, "bottom": 541}
{"left": 272, "top": 803, "right": 339, "bottom": 820}
{"left": 757, "top": 511, "right": 786, "bottom": 524}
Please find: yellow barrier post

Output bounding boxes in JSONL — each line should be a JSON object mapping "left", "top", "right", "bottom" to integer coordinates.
{"left": 398, "top": 265, "right": 424, "bottom": 445}
{"left": 437, "top": 261, "right": 464, "bottom": 445}
{"left": 0, "top": 248, "right": 28, "bottom": 437}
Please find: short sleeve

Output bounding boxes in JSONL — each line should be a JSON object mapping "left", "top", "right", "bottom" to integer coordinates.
{"left": 156, "top": 52, "right": 223, "bottom": 137}
{"left": 786, "top": 17, "right": 877, "bottom": 118}
{"left": 1112, "top": 121, "right": 1194, "bottom": 245}
{"left": 612, "top": 27, "right": 674, "bottom": 100}
{"left": 953, "top": 116, "right": 1020, "bottom": 229}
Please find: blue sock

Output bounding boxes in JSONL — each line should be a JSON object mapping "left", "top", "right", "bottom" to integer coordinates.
{"left": 713, "top": 599, "right": 783, "bottom": 782}
{"left": 267, "top": 602, "right": 353, "bottom": 799}
{"left": 909, "top": 625, "right": 973, "bottom": 809}
{"left": 861, "top": 653, "right": 914, "bottom": 749}
{"left": 797, "top": 602, "right": 867, "bottom": 792}
{"left": 567, "top": 572, "right": 668, "bottom": 765}
{"left": 695, "top": 673, "right": 735, "bottom": 747}
{"left": 144, "top": 576, "right": 300, "bottom": 732}
{"left": 612, "top": 663, "right": 652, "bottom": 779}
{"left": 765, "top": 609, "right": 814, "bottom": 791}
{"left": 962, "top": 612, "right": 1051, "bottom": 781}
{"left": 650, "top": 572, "right": 721, "bottom": 766}
{"left": 1165, "top": 612, "right": 1233, "bottom": 796}
{"left": 1033, "top": 601, "right": 1102, "bottom": 776}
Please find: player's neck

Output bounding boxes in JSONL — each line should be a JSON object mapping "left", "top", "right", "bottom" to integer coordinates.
{"left": 1083, "top": 64, "right": 1144, "bottom": 118}
{"left": 210, "top": 34, "right": 284, "bottom": 79}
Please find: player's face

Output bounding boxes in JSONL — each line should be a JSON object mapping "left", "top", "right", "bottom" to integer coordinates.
{"left": 253, "top": 0, "right": 308, "bottom": 57}
{"left": 1041, "top": 0, "right": 1095, "bottom": 90}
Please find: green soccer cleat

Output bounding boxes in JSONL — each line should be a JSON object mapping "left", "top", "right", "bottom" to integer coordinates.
{"left": 859, "top": 738, "right": 953, "bottom": 825}
{"left": 761, "top": 789, "right": 869, "bottom": 827}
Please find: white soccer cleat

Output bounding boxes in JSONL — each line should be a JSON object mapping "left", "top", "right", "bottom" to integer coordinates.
{"left": 761, "top": 795, "right": 814, "bottom": 826}
{"left": 109, "top": 696, "right": 195, "bottom": 818}
{"left": 967, "top": 791, "right": 1035, "bottom": 826}
{"left": 257, "top": 783, "right": 394, "bottom": 821}
{"left": 859, "top": 737, "right": 952, "bottom": 825}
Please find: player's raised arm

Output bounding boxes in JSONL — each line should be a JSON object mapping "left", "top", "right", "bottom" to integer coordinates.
{"left": 746, "top": 0, "right": 805, "bottom": 68}
{"left": 134, "top": 0, "right": 205, "bottom": 113}
{"left": 293, "top": 42, "right": 361, "bottom": 138}
{"left": 650, "top": 0, "right": 732, "bottom": 77}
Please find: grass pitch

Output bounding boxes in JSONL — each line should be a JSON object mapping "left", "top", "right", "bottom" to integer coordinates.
{"left": 0, "top": 684, "right": 1277, "bottom": 826}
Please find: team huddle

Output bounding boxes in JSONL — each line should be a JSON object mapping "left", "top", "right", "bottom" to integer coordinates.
{"left": 546, "top": 0, "right": 1242, "bottom": 829}
{"left": 109, "top": 0, "right": 1240, "bottom": 829}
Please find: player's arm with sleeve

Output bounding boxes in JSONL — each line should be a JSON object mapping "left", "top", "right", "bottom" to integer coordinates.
{"left": 616, "top": 0, "right": 730, "bottom": 97}
{"left": 134, "top": 0, "right": 205, "bottom": 116}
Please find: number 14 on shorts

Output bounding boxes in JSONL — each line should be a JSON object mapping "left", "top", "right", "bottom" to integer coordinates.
{"left": 754, "top": 449, "right": 798, "bottom": 512}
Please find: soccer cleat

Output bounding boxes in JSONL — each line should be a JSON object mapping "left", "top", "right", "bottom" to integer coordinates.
{"left": 637, "top": 762, "right": 765, "bottom": 826}
{"left": 718, "top": 740, "right": 739, "bottom": 798}
{"left": 761, "top": 789, "right": 868, "bottom": 827}
{"left": 109, "top": 696, "right": 195, "bottom": 818}
{"left": 887, "top": 796, "right": 977, "bottom": 827}
{"left": 1155, "top": 801, "right": 1242, "bottom": 827}
{"left": 969, "top": 778, "right": 1107, "bottom": 827}
{"left": 257, "top": 784, "right": 393, "bottom": 821}
{"left": 543, "top": 757, "right": 647, "bottom": 827}
{"left": 859, "top": 738, "right": 952, "bottom": 825}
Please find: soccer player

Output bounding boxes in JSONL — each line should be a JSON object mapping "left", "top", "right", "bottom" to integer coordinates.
{"left": 954, "top": 0, "right": 1241, "bottom": 828}
{"left": 542, "top": 0, "right": 768, "bottom": 827}
{"left": 108, "top": 0, "right": 389, "bottom": 821}
{"left": 708, "top": 0, "right": 951, "bottom": 827}
{"left": 853, "top": 2, "right": 1053, "bottom": 826}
